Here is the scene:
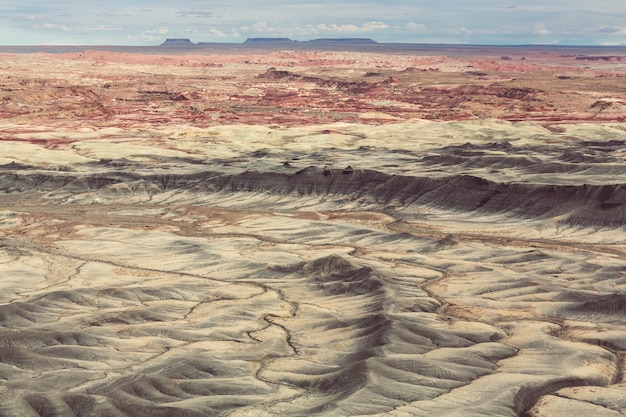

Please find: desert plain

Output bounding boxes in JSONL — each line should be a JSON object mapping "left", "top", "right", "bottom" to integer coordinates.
{"left": 0, "top": 41, "right": 626, "bottom": 416}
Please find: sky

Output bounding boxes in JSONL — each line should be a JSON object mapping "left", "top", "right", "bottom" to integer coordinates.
{"left": 1, "top": 1, "right": 626, "bottom": 46}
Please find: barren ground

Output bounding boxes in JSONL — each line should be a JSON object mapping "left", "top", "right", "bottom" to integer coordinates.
{"left": 0, "top": 44, "right": 626, "bottom": 416}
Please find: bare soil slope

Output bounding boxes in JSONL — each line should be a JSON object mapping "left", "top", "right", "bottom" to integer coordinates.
{"left": 0, "top": 46, "right": 625, "bottom": 417}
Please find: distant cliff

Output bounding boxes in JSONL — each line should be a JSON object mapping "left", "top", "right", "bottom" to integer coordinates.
{"left": 160, "top": 38, "right": 196, "bottom": 46}
{"left": 243, "top": 38, "right": 377, "bottom": 45}
{"left": 160, "top": 37, "right": 378, "bottom": 47}
{"left": 244, "top": 38, "right": 295, "bottom": 43}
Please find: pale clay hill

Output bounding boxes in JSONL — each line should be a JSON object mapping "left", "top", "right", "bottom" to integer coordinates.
{"left": 0, "top": 46, "right": 625, "bottom": 417}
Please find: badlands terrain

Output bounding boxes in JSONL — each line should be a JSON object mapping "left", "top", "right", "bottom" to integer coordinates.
{"left": 0, "top": 41, "right": 626, "bottom": 416}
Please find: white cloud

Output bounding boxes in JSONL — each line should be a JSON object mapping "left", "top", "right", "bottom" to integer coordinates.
{"left": 405, "top": 22, "right": 426, "bottom": 32}
{"left": 209, "top": 28, "right": 227, "bottom": 37}
{"left": 313, "top": 23, "right": 360, "bottom": 33}
{"left": 533, "top": 22, "right": 550, "bottom": 35}
{"left": 84, "top": 25, "right": 121, "bottom": 32}
{"left": 97, "top": 12, "right": 130, "bottom": 17}
{"left": 240, "top": 20, "right": 392, "bottom": 37}
{"left": 362, "top": 21, "right": 390, "bottom": 31}
{"left": 251, "top": 21, "right": 273, "bottom": 32}
{"left": 185, "top": 26, "right": 242, "bottom": 40}
{"left": 36, "top": 23, "right": 69, "bottom": 31}
{"left": 176, "top": 9, "right": 214, "bottom": 18}
{"left": 304, "top": 21, "right": 394, "bottom": 36}
{"left": 142, "top": 26, "right": 169, "bottom": 41}
{"left": 153, "top": 26, "right": 169, "bottom": 35}
{"left": 4, "top": 0, "right": 626, "bottom": 45}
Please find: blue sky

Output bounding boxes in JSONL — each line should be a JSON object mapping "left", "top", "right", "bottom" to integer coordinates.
{"left": 1, "top": 1, "right": 626, "bottom": 45}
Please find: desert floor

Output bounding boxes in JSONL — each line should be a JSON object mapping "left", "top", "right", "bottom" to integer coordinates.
{"left": 0, "top": 44, "right": 626, "bottom": 416}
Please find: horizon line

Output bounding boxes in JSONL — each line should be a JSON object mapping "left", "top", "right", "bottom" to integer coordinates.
{"left": 1, "top": 39, "right": 626, "bottom": 49}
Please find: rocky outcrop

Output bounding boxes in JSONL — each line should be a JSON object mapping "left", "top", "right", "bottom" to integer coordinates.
{"left": 575, "top": 55, "right": 626, "bottom": 62}
{"left": 1, "top": 167, "right": 624, "bottom": 227}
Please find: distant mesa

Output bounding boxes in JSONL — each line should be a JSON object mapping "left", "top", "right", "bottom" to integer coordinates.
{"left": 244, "top": 38, "right": 295, "bottom": 43}
{"left": 244, "top": 37, "right": 378, "bottom": 45}
{"left": 160, "top": 37, "right": 378, "bottom": 47}
{"left": 160, "top": 38, "right": 196, "bottom": 46}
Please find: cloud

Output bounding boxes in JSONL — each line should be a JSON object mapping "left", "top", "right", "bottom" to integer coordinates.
{"left": 3, "top": 0, "right": 626, "bottom": 45}
{"left": 145, "top": 26, "right": 169, "bottom": 35}
{"left": 241, "top": 20, "right": 392, "bottom": 37}
{"left": 311, "top": 23, "right": 360, "bottom": 33}
{"left": 36, "top": 23, "right": 69, "bottom": 31}
{"left": 405, "top": 22, "right": 426, "bottom": 32}
{"left": 33, "top": 22, "right": 121, "bottom": 33}
{"left": 185, "top": 26, "right": 242, "bottom": 40}
{"left": 176, "top": 9, "right": 214, "bottom": 18}
{"left": 250, "top": 21, "right": 274, "bottom": 32}
{"left": 97, "top": 11, "right": 130, "bottom": 17}
{"left": 533, "top": 23, "right": 550, "bottom": 35}
{"left": 209, "top": 28, "right": 227, "bottom": 37}
{"left": 188, "top": 27, "right": 228, "bottom": 37}
{"left": 142, "top": 26, "right": 169, "bottom": 41}
{"left": 361, "top": 21, "right": 390, "bottom": 31}
{"left": 83, "top": 25, "right": 122, "bottom": 32}
{"left": 594, "top": 25, "right": 626, "bottom": 34}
